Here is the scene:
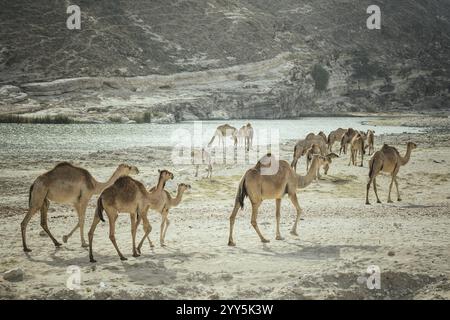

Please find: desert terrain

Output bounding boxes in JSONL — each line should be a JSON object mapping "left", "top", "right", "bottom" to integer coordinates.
{"left": 0, "top": 116, "right": 449, "bottom": 300}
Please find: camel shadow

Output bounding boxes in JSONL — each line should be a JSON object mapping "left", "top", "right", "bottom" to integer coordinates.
{"left": 234, "top": 242, "right": 380, "bottom": 261}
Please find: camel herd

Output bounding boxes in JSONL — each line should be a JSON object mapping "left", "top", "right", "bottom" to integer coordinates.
{"left": 20, "top": 123, "right": 417, "bottom": 260}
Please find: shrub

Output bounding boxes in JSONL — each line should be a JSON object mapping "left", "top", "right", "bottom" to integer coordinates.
{"left": 0, "top": 114, "right": 74, "bottom": 124}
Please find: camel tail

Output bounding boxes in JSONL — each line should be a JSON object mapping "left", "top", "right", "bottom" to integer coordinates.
{"left": 96, "top": 197, "right": 105, "bottom": 222}
{"left": 28, "top": 183, "right": 34, "bottom": 208}
{"left": 236, "top": 177, "right": 247, "bottom": 209}
{"left": 368, "top": 158, "right": 375, "bottom": 178}
{"left": 290, "top": 145, "right": 298, "bottom": 167}
{"left": 361, "top": 138, "right": 366, "bottom": 155}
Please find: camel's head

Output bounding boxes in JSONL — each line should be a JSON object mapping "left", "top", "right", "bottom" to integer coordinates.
{"left": 407, "top": 142, "right": 417, "bottom": 150}
{"left": 178, "top": 183, "right": 191, "bottom": 192}
{"left": 326, "top": 153, "right": 339, "bottom": 161}
{"left": 246, "top": 123, "right": 252, "bottom": 127}
{"left": 158, "top": 169, "right": 174, "bottom": 181}
{"left": 117, "top": 164, "right": 139, "bottom": 176}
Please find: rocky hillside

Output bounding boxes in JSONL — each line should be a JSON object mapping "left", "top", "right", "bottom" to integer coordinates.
{"left": 0, "top": 0, "right": 449, "bottom": 121}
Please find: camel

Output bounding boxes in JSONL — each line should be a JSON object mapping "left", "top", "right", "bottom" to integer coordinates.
{"left": 137, "top": 183, "right": 191, "bottom": 247}
{"left": 191, "top": 148, "right": 212, "bottom": 179}
{"left": 207, "top": 124, "right": 238, "bottom": 148}
{"left": 21, "top": 162, "right": 138, "bottom": 252}
{"left": 366, "top": 130, "right": 375, "bottom": 155}
{"left": 291, "top": 134, "right": 327, "bottom": 171}
{"left": 88, "top": 170, "right": 174, "bottom": 262}
{"left": 340, "top": 128, "right": 357, "bottom": 155}
{"left": 365, "top": 142, "right": 417, "bottom": 205}
{"left": 322, "top": 153, "right": 339, "bottom": 175}
{"left": 318, "top": 131, "right": 327, "bottom": 144}
{"left": 327, "top": 128, "right": 347, "bottom": 152}
{"left": 228, "top": 153, "right": 331, "bottom": 246}
{"left": 245, "top": 123, "right": 254, "bottom": 151}
{"left": 238, "top": 126, "right": 246, "bottom": 147}
{"left": 349, "top": 133, "right": 365, "bottom": 167}
{"left": 305, "top": 144, "right": 321, "bottom": 171}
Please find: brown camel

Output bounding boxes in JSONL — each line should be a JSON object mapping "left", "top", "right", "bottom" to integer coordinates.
{"left": 366, "top": 142, "right": 417, "bottom": 205}
{"left": 340, "top": 128, "right": 357, "bottom": 155}
{"left": 291, "top": 134, "right": 327, "bottom": 171}
{"left": 208, "top": 124, "right": 238, "bottom": 148}
{"left": 228, "top": 153, "right": 330, "bottom": 246}
{"left": 366, "top": 130, "right": 375, "bottom": 155}
{"left": 88, "top": 170, "right": 174, "bottom": 262}
{"left": 322, "top": 153, "right": 339, "bottom": 175}
{"left": 305, "top": 144, "right": 321, "bottom": 171}
{"left": 21, "top": 162, "right": 138, "bottom": 252}
{"left": 137, "top": 183, "right": 191, "bottom": 247}
{"left": 349, "top": 133, "right": 365, "bottom": 167}
{"left": 327, "top": 128, "right": 347, "bottom": 152}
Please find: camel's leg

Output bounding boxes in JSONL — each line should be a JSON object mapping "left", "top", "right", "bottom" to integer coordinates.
{"left": 75, "top": 201, "right": 89, "bottom": 247}
{"left": 130, "top": 213, "right": 139, "bottom": 257}
{"left": 106, "top": 210, "right": 126, "bottom": 261}
{"left": 137, "top": 213, "right": 152, "bottom": 254}
{"left": 194, "top": 165, "right": 199, "bottom": 177}
{"left": 373, "top": 177, "right": 381, "bottom": 203}
{"left": 348, "top": 150, "right": 352, "bottom": 166}
{"left": 228, "top": 200, "right": 240, "bottom": 246}
{"left": 88, "top": 213, "right": 101, "bottom": 263}
{"left": 306, "top": 158, "right": 310, "bottom": 171}
{"left": 289, "top": 193, "right": 303, "bottom": 236}
{"left": 387, "top": 174, "right": 395, "bottom": 203}
{"left": 366, "top": 177, "right": 373, "bottom": 205}
{"left": 163, "top": 218, "right": 170, "bottom": 242}
{"left": 360, "top": 148, "right": 364, "bottom": 167}
{"left": 250, "top": 201, "right": 269, "bottom": 243}
{"left": 21, "top": 207, "right": 39, "bottom": 252}
{"left": 275, "top": 199, "right": 284, "bottom": 240}
{"left": 40, "top": 199, "right": 62, "bottom": 248}
{"left": 159, "top": 212, "right": 167, "bottom": 247}
{"left": 62, "top": 223, "right": 78, "bottom": 244}
{"left": 394, "top": 176, "right": 401, "bottom": 201}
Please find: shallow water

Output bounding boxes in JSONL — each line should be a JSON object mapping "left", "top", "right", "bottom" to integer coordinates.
{"left": 0, "top": 117, "right": 423, "bottom": 157}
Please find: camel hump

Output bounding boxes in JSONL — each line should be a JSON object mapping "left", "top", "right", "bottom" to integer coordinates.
{"left": 53, "top": 162, "right": 95, "bottom": 190}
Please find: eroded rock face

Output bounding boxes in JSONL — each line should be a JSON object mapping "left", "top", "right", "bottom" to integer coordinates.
{"left": 0, "top": 85, "right": 28, "bottom": 104}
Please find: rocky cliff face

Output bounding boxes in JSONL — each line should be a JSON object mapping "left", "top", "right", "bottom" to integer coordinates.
{"left": 0, "top": 0, "right": 449, "bottom": 121}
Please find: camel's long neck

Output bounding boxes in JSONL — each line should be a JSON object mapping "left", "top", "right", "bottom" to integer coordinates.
{"left": 400, "top": 146, "right": 412, "bottom": 166}
{"left": 169, "top": 189, "right": 185, "bottom": 207}
{"left": 155, "top": 177, "right": 166, "bottom": 192}
{"left": 296, "top": 159, "right": 319, "bottom": 189}
{"left": 93, "top": 170, "right": 122, "bottom": 194}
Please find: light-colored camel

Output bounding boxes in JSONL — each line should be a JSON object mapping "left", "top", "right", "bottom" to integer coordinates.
{"left": 366, "top": 142, "right": 417, "bottom": 205}
{"left": 340, "top": 128, "right": 357, "bottom": 155}
{"left": 291, "top": 134, "right": 327, "bottom": 171}
{"left": 327, "top": 128, "right": 347, "bottom": 152}
{"left": 366, "top": 130, "right": 375, "bottom": 155}
{"left": 238, "top": 126, "right": 246, "bottom": 147}
{"left": 208, "top": 124, "right": 238, "bottom": 148}
{"left": 191, "top": 148, "right": 212, "bottom": 179}
{"left": 88, "top": 170, "right": 174, "bottom": 262}
{"left": 228, "top": 153, "right": 330, "bottom": 246}
{"left": 349, "top": 133, "right": 365, "bottom": 167}
{"left": 137, "top": 183, "right": 191, "bottom": 247}
{"left": 21, "top": 162, "right": 138, "bottom": 252}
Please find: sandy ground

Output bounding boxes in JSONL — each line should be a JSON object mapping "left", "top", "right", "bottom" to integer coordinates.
{"left": 0, "top": 116, "right": 449, "bottom": 299}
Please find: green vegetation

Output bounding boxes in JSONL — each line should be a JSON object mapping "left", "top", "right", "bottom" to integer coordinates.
{"left": 0, "top": 114, "right": 74, "bottom": 124}
{"left": 311, "top": 64, "right": 329, "bottom": 91}
{"left": 351, "top": 50, "right": 387, "bottom": 82}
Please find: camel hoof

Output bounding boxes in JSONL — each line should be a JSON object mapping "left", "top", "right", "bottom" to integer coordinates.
{"left": 228, "top": 241, "right": 236, "bottom": 247}
{"left": 90, "top": 258, "right": 97, "bottom": 263}
{"left": 23, "top": 248, "right": 32, "bottom": 253}
{"left": 365, "top": 202, "right": 371, "bottom": 205}
{"left": 54, "top": 242, "right": 62, "bottom": 247}
{"left": 62, "top": 235, "right": 68, "bottom": 243}
{"left": 81, "top": 243, "right": 89, "bottom": 248}
{"left": 132, "top": 253, "right": 140, "bottom": 258}
{"left": 261, "top": 239, "right": 270, "bottom": 243}
{"left": 377, "top": 200, "right": 382, "bottom": 204}
{"left": 387, "top": 200, "right": 393, "bottom": 203}
{"left": 160, "top": 242, "right": 166, "bottom": 247}
{"left": 120, "top": 257, "right": 128, "bottom": 261}
{"left": 397, "top": 198, "right": 402, "bottom": 202}
{"left": 276, "top": 236, "right": 285, "bottom": 240}
{"left": 290, "top": 231, "right": 299, "bottom": 236}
